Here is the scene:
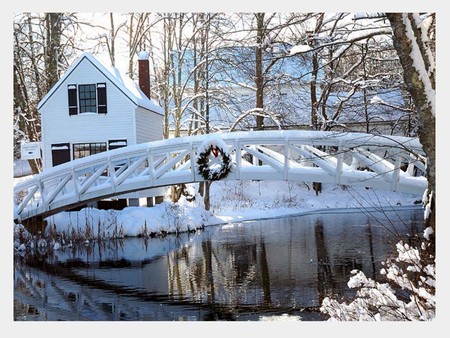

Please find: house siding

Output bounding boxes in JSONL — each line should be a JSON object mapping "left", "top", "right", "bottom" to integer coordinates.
{"left": 135, "top": 107, "right": 163, "bottom": 144}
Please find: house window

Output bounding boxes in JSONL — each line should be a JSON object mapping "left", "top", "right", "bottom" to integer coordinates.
{"left": 68, "top": 83, "right": 108, "bottom": 115}
{"left": 73, "top": 142, "right": 107, "bottom": 160}
{"left": 108, "top": 139, "right": 127, "bottom": 150}
{"left": 79, "top": 84, "right": 97, "bottom": 113}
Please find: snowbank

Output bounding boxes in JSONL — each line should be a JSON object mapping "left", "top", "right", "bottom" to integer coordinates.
{"left": 37, "top": 180, "right": 422, "bottom": 240}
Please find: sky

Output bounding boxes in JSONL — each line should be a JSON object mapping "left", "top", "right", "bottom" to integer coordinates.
{"left": 5, "top": 0, "right": 448, "bottom": 336}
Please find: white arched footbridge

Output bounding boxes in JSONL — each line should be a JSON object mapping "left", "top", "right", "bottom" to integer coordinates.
{"left": 14, "top": 130, "right": 427, "bottom": 222}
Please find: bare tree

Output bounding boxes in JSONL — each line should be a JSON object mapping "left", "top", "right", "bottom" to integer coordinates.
{"left": 13, "top": 13, "right": 79, "bottom": 173}
{"left": 126, "top": 13, "right": 155, "bottom": 76}
{"left": 288, "top": 13, "right": 405, "bottom": 132}
{"left": 151, "top": 13, "right": 221, "bottom": 207}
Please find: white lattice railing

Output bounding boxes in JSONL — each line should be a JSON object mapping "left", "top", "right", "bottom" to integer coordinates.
{"left": 13, "top": 130, "right": 428, "bottom": 222}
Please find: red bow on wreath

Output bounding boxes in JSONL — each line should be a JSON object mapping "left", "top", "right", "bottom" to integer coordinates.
{"left": 211, "top": 146, "right": 219, "bottom": 158}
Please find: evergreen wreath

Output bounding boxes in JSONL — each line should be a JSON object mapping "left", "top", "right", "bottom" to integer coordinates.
{"left": 196, "top": 138, "right": 232, "bottom": 181}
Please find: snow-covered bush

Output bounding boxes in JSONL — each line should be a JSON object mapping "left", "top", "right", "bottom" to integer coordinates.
{"left": 320, "top": 240, "right": 435, "bottom": 321}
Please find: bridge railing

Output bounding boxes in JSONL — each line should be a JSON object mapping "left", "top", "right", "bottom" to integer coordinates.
{"left": 13, "top": 130, "right": 428, "bottom": 222}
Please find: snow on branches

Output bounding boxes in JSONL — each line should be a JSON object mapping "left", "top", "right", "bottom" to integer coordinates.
{"left": 320, "top": 240, "right": 435, "bottom": 321}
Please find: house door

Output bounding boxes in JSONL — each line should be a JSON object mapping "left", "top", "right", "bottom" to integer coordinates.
{"left": 51, "top": 143, "right": 71, "bottom": 166}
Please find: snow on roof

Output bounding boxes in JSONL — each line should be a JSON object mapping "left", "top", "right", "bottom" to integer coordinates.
{"left": 37, "top": 52, "right": 163, "bottom": 115}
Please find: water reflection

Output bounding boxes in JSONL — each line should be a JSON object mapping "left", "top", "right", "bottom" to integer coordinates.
{"left": 14, "top": 207, "right": 423, "bottom": 321}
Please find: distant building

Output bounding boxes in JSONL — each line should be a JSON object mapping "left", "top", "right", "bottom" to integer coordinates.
{"left": 37, "top": 52, "right": 163, "bottom": 169}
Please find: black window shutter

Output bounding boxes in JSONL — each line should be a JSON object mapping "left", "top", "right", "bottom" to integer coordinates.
{"left": 97, "top": 83, "right": 107, "bottom": 114}
{"left": 68, "top": 84, "right": 78, "bottom": 115}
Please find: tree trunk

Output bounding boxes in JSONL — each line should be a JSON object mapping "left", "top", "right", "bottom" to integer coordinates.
{"left": 386, "top": 13, "right": 435, "bottom": 235}
{"left": 45, "top": 13, "right": 61, "bottom": 92}
{"left": 308, "top": 14, "right": 323, "bottom": 131}
{"left": 255, "top": 13, "right": 265, "bottom": 130}
{"left": 310, "top": 52, "right": 319, "bottom": 130}
{"left": 204, "top": 181, "right": 211, "bottom": 211}
{"left": 106, "top": 13, "right": 116, "bottom": 67}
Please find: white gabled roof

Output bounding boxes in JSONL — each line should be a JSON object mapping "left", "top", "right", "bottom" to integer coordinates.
{"left": 37, "top": 52, "right": 163, "bottom": 115}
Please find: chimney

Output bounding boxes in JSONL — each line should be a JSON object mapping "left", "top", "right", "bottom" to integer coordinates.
{"left": 138, "top": 51, "right": 150, "bottom": 99}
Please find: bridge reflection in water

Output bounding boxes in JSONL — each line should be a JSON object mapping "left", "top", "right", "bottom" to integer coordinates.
{"left": 14, "top": 207, "right": 424, "bottom": 321}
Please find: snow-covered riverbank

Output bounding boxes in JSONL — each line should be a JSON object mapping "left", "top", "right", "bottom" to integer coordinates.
{"left": 15, "top": 178, "right": 424, "bottom": 242}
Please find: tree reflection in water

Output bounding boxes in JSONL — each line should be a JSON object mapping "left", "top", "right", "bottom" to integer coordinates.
{"left": 314, "top": 218, "right": 336, "bottom": 303}
{"left": 14, "top": 207, "right": 423, "bottom": 321}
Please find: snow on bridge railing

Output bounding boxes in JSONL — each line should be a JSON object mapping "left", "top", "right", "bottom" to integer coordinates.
{"left": 13, "top": 130, "right": 428, "bottom": 222}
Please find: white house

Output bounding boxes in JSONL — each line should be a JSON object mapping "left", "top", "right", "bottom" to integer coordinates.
{"left": 37, "top": 51, "right": 163, "bottom": 169}
{"left": 37, "top": 51, "right": 165, "bottom": 206}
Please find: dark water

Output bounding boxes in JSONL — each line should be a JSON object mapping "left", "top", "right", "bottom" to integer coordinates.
{"left": 14, "top": 206, "right": 424, "bottom": 321}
